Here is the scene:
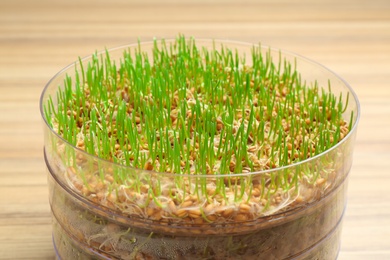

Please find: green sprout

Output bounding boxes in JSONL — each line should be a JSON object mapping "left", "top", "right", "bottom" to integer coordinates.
{"left": 44, "top": 35, "right": 353, "bottom": 224}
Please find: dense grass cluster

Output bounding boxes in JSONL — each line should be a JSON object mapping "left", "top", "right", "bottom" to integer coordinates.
{"left": 44, "top": 36, "right": 351, "bottom": 177}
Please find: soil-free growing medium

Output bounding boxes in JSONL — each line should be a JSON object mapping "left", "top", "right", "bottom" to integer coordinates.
{"left": 41, "top": 36, "right": 360, "bottom": 259}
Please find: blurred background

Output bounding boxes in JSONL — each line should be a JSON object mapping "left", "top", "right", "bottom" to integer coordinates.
{"left": 0, "top": 0, "right": 389, "bottom": 259}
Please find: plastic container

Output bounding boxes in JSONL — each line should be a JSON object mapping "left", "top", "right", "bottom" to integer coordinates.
{"left": 41, "top": 39, "right": 360, "bottom": 259}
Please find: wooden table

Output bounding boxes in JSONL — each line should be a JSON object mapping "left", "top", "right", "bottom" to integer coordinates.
{"left": 1, "top": 0, "right": 389, "bottom": 259}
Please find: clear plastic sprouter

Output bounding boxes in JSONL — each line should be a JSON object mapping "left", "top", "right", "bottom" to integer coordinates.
{"left": 41, "top": 38, "right": 359, "bottom": 259}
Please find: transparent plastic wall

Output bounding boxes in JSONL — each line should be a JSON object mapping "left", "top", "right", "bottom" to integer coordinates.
{"left": 41, "top": 39, "right": 359, "bottom": 259}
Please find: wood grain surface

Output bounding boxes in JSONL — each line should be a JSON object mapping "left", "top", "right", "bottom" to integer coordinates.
{"left": 1, "top": 0, "right": 389, "bottom": 259}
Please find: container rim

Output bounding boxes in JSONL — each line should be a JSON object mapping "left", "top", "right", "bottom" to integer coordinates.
{"left": 40, "top": 37, "right": 361, "bottom": 178}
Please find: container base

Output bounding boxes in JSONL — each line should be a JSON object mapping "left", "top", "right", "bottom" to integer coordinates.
{"left": 52, "top": 213, "right": 343, "bottom": 260}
